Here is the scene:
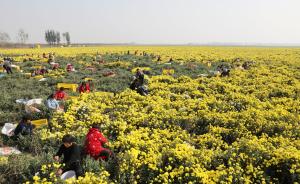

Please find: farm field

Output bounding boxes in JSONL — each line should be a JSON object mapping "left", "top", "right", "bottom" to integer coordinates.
{"left": 0, "top": 46, "right": 299, "bottom": 183}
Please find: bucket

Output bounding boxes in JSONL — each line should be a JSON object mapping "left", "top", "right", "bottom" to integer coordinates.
{"left": 61, "top": 170, "right": 76, "bottom": 180}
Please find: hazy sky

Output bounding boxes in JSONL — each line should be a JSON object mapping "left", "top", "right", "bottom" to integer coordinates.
{"left": 1, "top": 0, "right": 300, "bottom": 44}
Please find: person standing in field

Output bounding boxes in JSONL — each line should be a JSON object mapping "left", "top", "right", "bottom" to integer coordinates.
{"left": 96, "top": 53, "right": 104, "bottom": 64}
{"left": 78, "top": 81, "right": 90, "bottom": 94}
{"left": 48, "top": 53, "right": 55, "bottom": 64}
{"left": 3, "top": 57, "right": 13, "bottom": 74}
{"left": 87, "top": 80, "right": 94, "bottom": 92}
{"left": 157, "top": 55, "right": 162, "bottom": 62}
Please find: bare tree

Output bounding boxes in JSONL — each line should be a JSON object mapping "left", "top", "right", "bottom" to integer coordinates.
{"left": 50, "top": 30, "right": 56, "bottom": 45}
{"left": 45, "top": 30, "right": 50, "bottom": 45}
{"left": 56, "top": 32, "right": 60, "bottom": 45}
{"left": 17, "top": 29, "right": 29, "bottom": 44}
{"left": 62, "top": 32, "right": 66, "bottom": 44}
{"left": 65, "top": 32, "right": 71, "bottom": 45}
{"left": 62, "top": 32, "right": 71, "bottom": 45}
{"left": 0, "top": 32, "right": 11, "bottom": 43}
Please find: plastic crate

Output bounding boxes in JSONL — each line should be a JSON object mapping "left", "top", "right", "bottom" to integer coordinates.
{"left": 32, "top": 119, "right": 48, "bottom": 127}
{"left": 33, "top": 75, "right": 44, "bottom": 80}
{"left": 162, "top": 69, "right": 175, "bottom": 75}
{"left": 32, "top": 66, "right": 43, "bottom": 69}
{"left": 57, "top": 83, "right": 78, "bottom": 92}
{"left": 84, "top": 78, "right": 94, "bottom": 81}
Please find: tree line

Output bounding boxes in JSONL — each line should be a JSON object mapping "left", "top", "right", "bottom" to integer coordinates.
{"left": 45, "top": 30, "right": 71, "bottom": 45}
{"left": 0, "top": 29, "right": 71, "bottom": 46}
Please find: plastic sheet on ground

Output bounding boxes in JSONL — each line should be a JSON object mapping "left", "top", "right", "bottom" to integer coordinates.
{"left": 50, "top": 62, "right": 58, "bottom": 65}
{"left": 25, "top": 105, "right": 41, "bottom": 113}
{"left": 0, "top": 147, "right": 21, "bottom": 156}
{"left": 38, "top": 78, "right": 47, "bottom": 82}
{"left": 26, "top": 99, "right": 43, "bottom": 106}
{"left": 1, "top": 123, "right": 16, "bottom": 136}
{"left": 16, "top": 98, "right": 43, "bottom": 106}
{"left": 209, "top": 70, "right": 221, "bottom": 76}
{"left": 16, "top": 99, "right": 27, "bottom": 104}
{"left": 198, "top": 74, "right": 209, "bottom": 77}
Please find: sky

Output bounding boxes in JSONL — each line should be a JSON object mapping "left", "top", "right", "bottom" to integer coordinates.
{"left": 0, "top": 0, "right": 300, "bottom": 44}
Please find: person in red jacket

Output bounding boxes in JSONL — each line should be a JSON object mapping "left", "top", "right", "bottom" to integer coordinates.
{"left": 79, "top": 81, "right": 90, "bottom": 94}
{"left": 54, "top": 87, "right": 68, "bottom": 100}
{"left": 84, "top": 124, "right": 111, "bottom": 161}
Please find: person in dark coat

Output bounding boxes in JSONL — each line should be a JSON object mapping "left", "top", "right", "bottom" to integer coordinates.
{"left": 3, "top": 57, "right": 13, "bottom": 74}
{"left": 14, "top": 115, "right": 34, "bottom": 137}
{"left": 54, "top": 134, "right": 83, "bottom": 178}
{"left": 135, "top": 69, "right": 145, "bottom": 86}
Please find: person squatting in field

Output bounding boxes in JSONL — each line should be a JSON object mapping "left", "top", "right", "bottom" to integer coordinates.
{"left": 217, "top": 64, "right": 230, "bottom": 77}
{"left": 54, "top": 87, "right": 68, "bottom": 101}
{"left": 66, "top": 63, "right": 75, "bottom": 72}
{"left": 130, "top": 68, "right": 144, "bottom": 89}
{"left": 31, "top": 67, "right": 48, "bottom": 77}
{"left": 14, "top": 115, "right": 34, "bottom": 137}
{"left": 130, "top": 68, "right": 148, "bottom": 96}
{"left": 46, "top": 94, "right": 63, "bottom": 130}
{"left": 54, "top": 134, "right": 84, "bottom": 178}
{"left": 84, "top": 124, "right": 112, "bottom": 161}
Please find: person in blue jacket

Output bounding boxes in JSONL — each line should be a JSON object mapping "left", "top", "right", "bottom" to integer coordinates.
{"left": 46, "top": 94, "right": 60, "bottom": 110}
{"left": 45, "top": 94, "right": 60, "bottom": 130}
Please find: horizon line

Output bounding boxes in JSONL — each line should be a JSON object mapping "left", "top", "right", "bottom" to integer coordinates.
{"left": 2, "top": 42, "right": 300, "bottom": 47}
